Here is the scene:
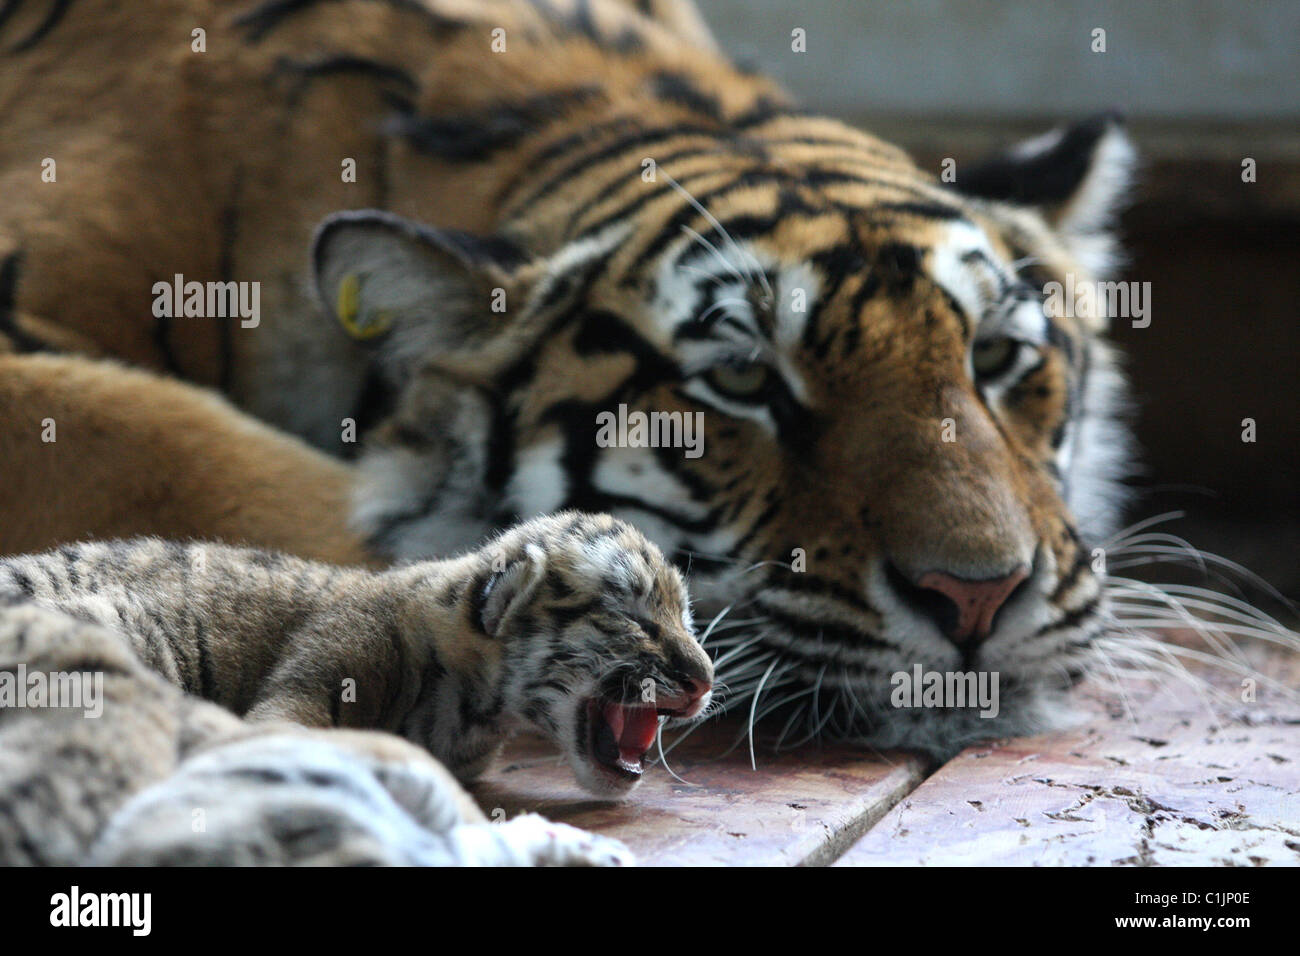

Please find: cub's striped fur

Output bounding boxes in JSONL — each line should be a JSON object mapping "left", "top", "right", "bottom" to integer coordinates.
{"left": 0, "top": 602, "right": 632, "bottom": 865}
{"left": 0, "top": 512, "right": 711, "bottom": 863}
{"left": 3, "top": 0, "right": 1145, "bottom": 758}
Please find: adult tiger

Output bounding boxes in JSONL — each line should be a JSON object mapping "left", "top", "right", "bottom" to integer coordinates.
{"left": 0, "top": 0, "right": 1137, "bottom": 755}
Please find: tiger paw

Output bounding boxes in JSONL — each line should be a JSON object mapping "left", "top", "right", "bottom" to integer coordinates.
{"left": 452, "top": 813, "right": 635, "bottom": 867}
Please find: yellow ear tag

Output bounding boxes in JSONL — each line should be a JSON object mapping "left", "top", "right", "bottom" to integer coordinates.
{"left": 336, "top": 272, "right": 394, "bottom": 340}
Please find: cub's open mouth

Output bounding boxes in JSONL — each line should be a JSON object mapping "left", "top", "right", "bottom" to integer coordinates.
{"left": 583, "top": 694, "right": 694, "bottom": 782}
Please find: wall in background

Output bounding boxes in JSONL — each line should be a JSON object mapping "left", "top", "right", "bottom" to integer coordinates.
{"left": 699, "top": 0, "right": 1300, "bottom": 123}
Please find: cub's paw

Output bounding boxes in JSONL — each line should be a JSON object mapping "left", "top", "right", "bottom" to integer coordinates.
{"left": 474, "top": 512, "right": 715, "bottom": 798}
{"left": 92, "top": 735, "right": 483, "bottom": 866}
{"left": 451, "top": 813, "right": 635, "bottom": 867}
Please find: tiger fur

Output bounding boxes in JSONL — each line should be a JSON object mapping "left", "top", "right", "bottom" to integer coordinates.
{"left": 0, "top": 512, "right": 711, "bottom": 863}
{"left": 1, "top": 602, "right": 633, "bottom": 865}
{"left": 2, "top": 0, "right": 1140, "bottom": 762}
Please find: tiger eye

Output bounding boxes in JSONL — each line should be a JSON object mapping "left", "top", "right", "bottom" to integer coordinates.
{"left": 706, "top": 362, "right": 771, "bottom": 399}
{"left": 972, "top": 336, "right": 1020, "bottom": 379}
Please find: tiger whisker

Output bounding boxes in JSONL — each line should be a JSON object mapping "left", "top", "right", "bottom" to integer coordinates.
{"left": 661, "top": 168, "right": 774, "bottom": 304}
{"left": 1099, "top": 510, "right": 1188, "bottom": 549}
{"left": 679, "top": 223, "right": 749, "bottom": 288}
{"left": 677, "top": 263, "right": 732, "bottom": 287}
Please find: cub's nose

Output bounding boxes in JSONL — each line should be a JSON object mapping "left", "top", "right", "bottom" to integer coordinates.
{"left": 662, "top": 676, "right": 712, "bottom": 719}
{"left": 886, "top": 562, "right": 1029, "bottom": 645}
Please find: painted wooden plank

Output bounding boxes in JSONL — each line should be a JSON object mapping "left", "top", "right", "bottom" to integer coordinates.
{"left": 473, "top": 721, "right": 927, "bottom": 866}
{"left": 836, "top": 657, "right": 1300, "bottom": 867}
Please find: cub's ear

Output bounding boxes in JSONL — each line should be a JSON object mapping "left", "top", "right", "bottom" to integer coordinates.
{"left": 953, "top": 112, "right": 1136, "bottom": 276}
{"left": 479, "top": 544, "right": 548, "bottom": 638}
{"left": 313, "top": 209, "right": 627, "bottom": 385}
{"left": 312, "top": 209, "right": 534, "bottom": 384}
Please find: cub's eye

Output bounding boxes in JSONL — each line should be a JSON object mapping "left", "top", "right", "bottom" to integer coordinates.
{"left": 971, "top": 336, "right": 1021, "bottom": 380}
{"left": 704, "top": 360, "right": 771, "bottom": 400}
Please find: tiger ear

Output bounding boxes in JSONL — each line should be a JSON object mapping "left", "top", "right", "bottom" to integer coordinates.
{"left": 313, "top": 210, "right": 626, "bottom": 384}
{"left": 312, "top": 209, "right": 539, "bottom": 384}
{"left": 954, "top": 112, "right": 1136, "bottom": 276}
{"left": 479, "top": 544, "right": 548, "bottom": 638}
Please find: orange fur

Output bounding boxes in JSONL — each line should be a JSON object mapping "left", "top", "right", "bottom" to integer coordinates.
{"left": 0, "top": 354, "right": 373, "bottom": 564}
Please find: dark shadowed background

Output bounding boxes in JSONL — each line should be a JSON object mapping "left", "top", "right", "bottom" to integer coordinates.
{"left": 697, "top": 0, "right": 1300, "bottom": 606}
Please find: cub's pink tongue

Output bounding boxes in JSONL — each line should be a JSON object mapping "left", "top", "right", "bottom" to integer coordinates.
{"left": 602, "top": 702, "right": 660, "bottom": 765}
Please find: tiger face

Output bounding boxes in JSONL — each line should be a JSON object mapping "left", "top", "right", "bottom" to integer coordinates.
{"left": 313, "top": 112, "right": 1136, "bottom": 757}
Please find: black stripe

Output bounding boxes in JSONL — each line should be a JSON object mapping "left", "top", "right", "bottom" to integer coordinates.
{"left": 10, "top": 568, "right": 35, "bottom": 598}
{"left": 382, "top": 615, "right": 406, "bottom": 723}
{"left": 147, "top": 607, "right": 188, "bottom": 687}
{"left": 798, "top": 166, "right": 962, "bottom": 208}
{"left": 6, "top": 0, "right": 72, "bottom": 52}
{"left": 151, "top": 312, "right": 182, "bottom": 376}
{"left": 729, "top": 96, "right": 804, "bottom": 130}
{"left": 501, "top": 116, "right": 641, "bottom": 202}
{"left": 235, "top": 0, "right": 463, "bottom": 44}
{"left": 761, "top": 572, "right": 878, "bottom": 617}
{"left": 216, "top": 174, "right": 242, "bottom": 393}
{"left": 874, "top": 242, "right": 920, "bottom": 297}
{"left": 872, "top": 200, "right": 967, "bottom": 222}
{"left": 0, "top": 251, "right": 48, "bottom": 353}
{"left": 1048, "top": 538, "right": 1090, "bottom": 603}
{"left": 625, "top": 207, "right": 782, "bottom": 281}
{"left": 57, "top": 546, "right": 79, "bottom": 589}
{"left": 273, "top": 54, "right": 417, "bottom": 105}
{"left": 468, "top": 570, "right": 493, "bottom": 635}
{"left": 648, "top": 439, "right": 719, "bottom": 506}
{"left": 800, "top": 240, "right": 865, "bottom": 352}
{"left": 1030, "top": 593, "right": 1101, "bottom": 640}
{"left": 728, "top": 495, "right": 780, "bottom": 556}
{"left": 1045, "top": 311, "right": 1078, "bottom": 365}
{"left": 569, "top": 161, "right": 747, "bottom": 244}
{"left": 584, "top": 491, "right": 721, "bottom": 536}
{"left": 194, "top": 619, "right": 216, "bottom": 701}
{"left": 572, "top": 0, "right": 599, "bottom": 42}
{"left": 506, "top": 121, "right": 728, "bottom": 215}
{"left": 753, "top": 601, "right": 894, "bottom": 653}
{"left": 560, "top": 142, "right": 733, "bottom": 236}
{"left": 387, "top": 86, "right": 602, "bottom": 163}
{"left": 936, "top": 286, "right": 973, "bottom": 342}
{"left": 527, "top": 0, "right": 641, "bottom": 51}
{"left": 649, "top": 71, "right": 724, "bottom": 122}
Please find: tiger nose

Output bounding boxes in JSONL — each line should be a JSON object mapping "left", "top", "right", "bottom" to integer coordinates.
{"left": 658, "top": 675, "right": 711, "bottom": 719}
{"left": 678, "top": 677, "right": 712, "bottom": 718}
{"left": 913, "top": 567, "right": 1029, "bottom": 644}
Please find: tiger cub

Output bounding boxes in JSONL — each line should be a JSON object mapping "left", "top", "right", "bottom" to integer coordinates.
{"left": 0, "top": 600, "right": 635, "bottom": 865}
{"left": 0, "top": 512, "right": 712, "bottom": 863}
